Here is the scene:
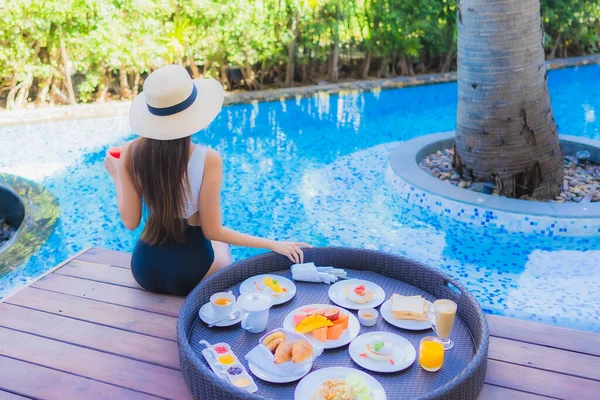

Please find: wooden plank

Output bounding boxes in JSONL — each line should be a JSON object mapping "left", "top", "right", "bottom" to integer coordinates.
{"left": 6, "top": 288, "right": 177, "bottom": 340}
{"left": 32, "top": 273, "right": 183, "bottom": 317}
{"left": 77, "top": 248, "right": 132, "bottom": 269}
{"left": 489, "top": 336, "right": 600, "bottom": 381}
{"left": 485, "top": 359, "right": 600, "bottom": 400}
{"left": 0, "top": 327, "right": 192, "bottom": 400}
{"left": 0, "top": 356, "right": 160, "bottom": 400}
{"left": 479, "top": 384, "right": 555, "bottom": 400}
{"left": 0, "top": 247, "right": 91, "bottom": 305}
{"left": 487, "top": 314, "right": 600, "bottom": 357}
{"left": 56, "top": 259, "right": 140, "bottom": 289}
{"left": 0, "top": 303, "right": 179, "bottom": 369}
{"left": 0, "top": 390, "right": 33, "bottom": 400}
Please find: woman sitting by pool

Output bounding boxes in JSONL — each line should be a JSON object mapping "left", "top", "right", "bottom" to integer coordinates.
{"left": 104, "top": 65, "right": 310, "bottom": 296}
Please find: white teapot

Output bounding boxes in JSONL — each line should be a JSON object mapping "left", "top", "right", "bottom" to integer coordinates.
{"left": 237, "top": 292, "right": 274, "bottom": 334}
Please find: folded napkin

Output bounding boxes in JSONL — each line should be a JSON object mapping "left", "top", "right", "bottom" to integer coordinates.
{"left": 245, "top": 329, "right": 323, "bottom": 376}
{"left": 291, "top": 262, "right": 346, "bottom": 284}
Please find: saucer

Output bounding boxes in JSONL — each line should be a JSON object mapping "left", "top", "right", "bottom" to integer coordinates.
{"left": 247, "top": 360, "right": 312, "bottom": 384}
{"left": 199, "top": 302, "right": 243, "bottom": 327}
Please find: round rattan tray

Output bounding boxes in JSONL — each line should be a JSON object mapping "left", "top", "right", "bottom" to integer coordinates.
{"left": 178, "top": 248, "right": 489, "bottom": 400}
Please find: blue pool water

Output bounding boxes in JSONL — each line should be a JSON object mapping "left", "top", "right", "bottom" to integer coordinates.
{"left": 1, "top": 65, "right": 599, "bottom": 332}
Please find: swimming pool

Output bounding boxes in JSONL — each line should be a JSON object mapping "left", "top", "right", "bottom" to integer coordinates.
{"left": 1, "top": 65, "right": 599, "bottom": 332}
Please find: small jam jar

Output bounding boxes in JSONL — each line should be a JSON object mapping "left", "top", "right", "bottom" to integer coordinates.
{"left": 358, "top": 308, "right": 378, "bottom": 327}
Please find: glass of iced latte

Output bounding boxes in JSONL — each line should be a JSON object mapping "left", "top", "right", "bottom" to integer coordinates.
{"left": 427, "top": 299, "right": 457, "bottom": 350}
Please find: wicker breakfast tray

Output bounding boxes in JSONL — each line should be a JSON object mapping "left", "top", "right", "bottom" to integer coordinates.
{"left": 177, "top": 248, "right": 489, "bottom": 400}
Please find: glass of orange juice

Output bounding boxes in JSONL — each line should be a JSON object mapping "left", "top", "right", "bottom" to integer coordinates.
{"left": 419, "top": 336, "right": 444, "bottom": 372}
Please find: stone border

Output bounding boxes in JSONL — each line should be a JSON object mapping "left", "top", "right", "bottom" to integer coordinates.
{"left": 0, "top": 185, "right": 25, "bottom": 251}
{"left": 0, "top": 173, "right": 60, "bottom": 275}
{"left": 1, "top": 54, "right": 599, "bottom": 127}
{"left": 387, "top": 132, "right": 600, "bottom": 236}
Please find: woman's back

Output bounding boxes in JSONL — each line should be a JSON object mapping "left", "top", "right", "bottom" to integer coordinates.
{"left": 105, "top": 64, "right": 309, "bottom": 297}
{"left": 183, "top": 144, "right": 207, "bottom": 219}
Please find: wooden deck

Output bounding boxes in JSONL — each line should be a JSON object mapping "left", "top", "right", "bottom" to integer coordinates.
{"left": 0, "top": 247, "right": 598, "bottom": 400}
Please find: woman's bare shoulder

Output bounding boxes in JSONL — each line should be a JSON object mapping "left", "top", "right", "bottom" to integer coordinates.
{"left": 205, "top": 148, "right": 223, "bottom": 165}
{"left": 122, "top": 138, "right": 140, "bottom": 155}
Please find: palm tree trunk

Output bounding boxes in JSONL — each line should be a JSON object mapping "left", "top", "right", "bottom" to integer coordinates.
{"left": 14, "top": 72, "right": 33, "bottom": 108}
{"left": 361, "top": 50, "right": 371, "bottom": 79}
{"left": 59, "top": 36, "right": 76, "bottom": 105}
{"left": 119, "top": 64, "right": 132, "bottom": 99}
{"left": 188, "top": 56, "right": 201, "bottom": 78}
{"left": 285, "top": 12, "right": 300, "bottom": 87}
{"left": 132, "top": 72, "right": 141, "bottom": 96}
{"left": 454, "top": 0, "right": 563, "bottom": 199}
{"left": 35, "top": 74, "right": 53, "bottom": 106}
{"left": 328, "top": 4, "right": 340, "bottom": 83}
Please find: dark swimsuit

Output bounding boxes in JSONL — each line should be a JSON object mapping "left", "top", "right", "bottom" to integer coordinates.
{"left": 131, "top": 224, "right": 214, "bottom": 296}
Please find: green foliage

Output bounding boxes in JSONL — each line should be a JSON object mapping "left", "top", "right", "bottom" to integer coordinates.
{"left": 541, "top": 0, "right": 600, "bottom": 56}
{"left": 0, "top": 0, "right": 598, "bottom": 108}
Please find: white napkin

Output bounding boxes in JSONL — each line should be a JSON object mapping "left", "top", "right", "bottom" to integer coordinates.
{"left": 244, "top": 329, "right": 323, "bottom": 377}
{"left": 291, "top": 262, "right": 340, "bottom": 284}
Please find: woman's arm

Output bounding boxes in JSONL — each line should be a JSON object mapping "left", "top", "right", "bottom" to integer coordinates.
{"left": 104, "top": 142, "right": 142, "bottom": 230}
{"left": 199, "top": 149, "right": 310, "bottom": 263}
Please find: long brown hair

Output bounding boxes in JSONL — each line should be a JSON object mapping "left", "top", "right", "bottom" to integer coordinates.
{"left": 126, "top": 136, "right": 191, "bottom": 245}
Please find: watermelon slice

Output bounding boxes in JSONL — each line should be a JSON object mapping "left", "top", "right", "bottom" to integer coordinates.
{"left": 354, "top": 284, "right": 366, "bottom": 296}
{"left": 109, "top": 147, "right": 121, "bottom": 159}
{"left": 293, "top": 312, "right": 307, "bottom": 327}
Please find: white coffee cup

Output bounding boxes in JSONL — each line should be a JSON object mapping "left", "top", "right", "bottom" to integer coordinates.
{"left": 210, "top": 292, "right": 236, "bottom": 320}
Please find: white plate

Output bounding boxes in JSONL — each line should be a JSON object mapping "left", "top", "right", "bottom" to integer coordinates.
{"left": 380, "top": 299, "right": 431, "bottom": 331}
{"left": 239, "top": 274, "right": 296, "bottom": 305}
{"left": 295, "top": 367, "right": 386, "bottom": 400}
{"left": 247, "top": 360, "right": 312, "bottom": 383}
{"left": 283, "top": 304, "right": 360, "bottom": 349}
{"left": 328, "top": 279, "right": 386, "bottom": 310}
{"left": 349, "top": 331, "right": 416, "bottom": 373}
{"left": 198, "top": 302, "right": 243, "bottom": 327}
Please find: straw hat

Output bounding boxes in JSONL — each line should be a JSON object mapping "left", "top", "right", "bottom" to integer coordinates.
{"left": 129, "top": 65, "right": 224, "bottom": 140}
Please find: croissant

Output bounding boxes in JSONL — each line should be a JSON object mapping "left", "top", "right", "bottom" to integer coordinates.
{"left": 266, "top": 337, "right": 284, "bottom": 353}
{"left": 292, "top": 339, "right": 312, "bottom": 363}
{"left": 263, "top": 331, "right": 285, "bottom": 346}
{"left": 273, "top": 341, "right": 293, "bottom": 364}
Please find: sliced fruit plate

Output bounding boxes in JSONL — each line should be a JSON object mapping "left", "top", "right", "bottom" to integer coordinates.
{"left": 239, "top": 274, "right": 296, "bottom": 305}
{"left": 282, "top": 304, "right": 360, "bottom": 349}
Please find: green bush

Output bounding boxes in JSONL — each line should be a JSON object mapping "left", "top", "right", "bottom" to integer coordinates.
{"left": 0, "top": 0, "right": 598, "bottom": 108}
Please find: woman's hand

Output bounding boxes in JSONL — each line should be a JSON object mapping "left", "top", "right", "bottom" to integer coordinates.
{"left": 269, "top": 241, "right": 312, "bottom": 264}
{"left": 104, "top": 151, "right": 119, "bottom": 179}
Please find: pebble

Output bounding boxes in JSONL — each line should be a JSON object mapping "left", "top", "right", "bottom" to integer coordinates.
{"left": 0, "top": 217, "right": 16, "bottom": 248}
{"left": 418, "top": 148, "right": 600, "bottom": 204}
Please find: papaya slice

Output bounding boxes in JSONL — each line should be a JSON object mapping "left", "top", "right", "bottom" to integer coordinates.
{"left": 312, "top": 326, "right": 328, "bottom": 342}
{"left": 332, "top": 313, "right": 349, "bottom": 330}
{"left": 327, "top": 324, "right": 343, "bottom": 340}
